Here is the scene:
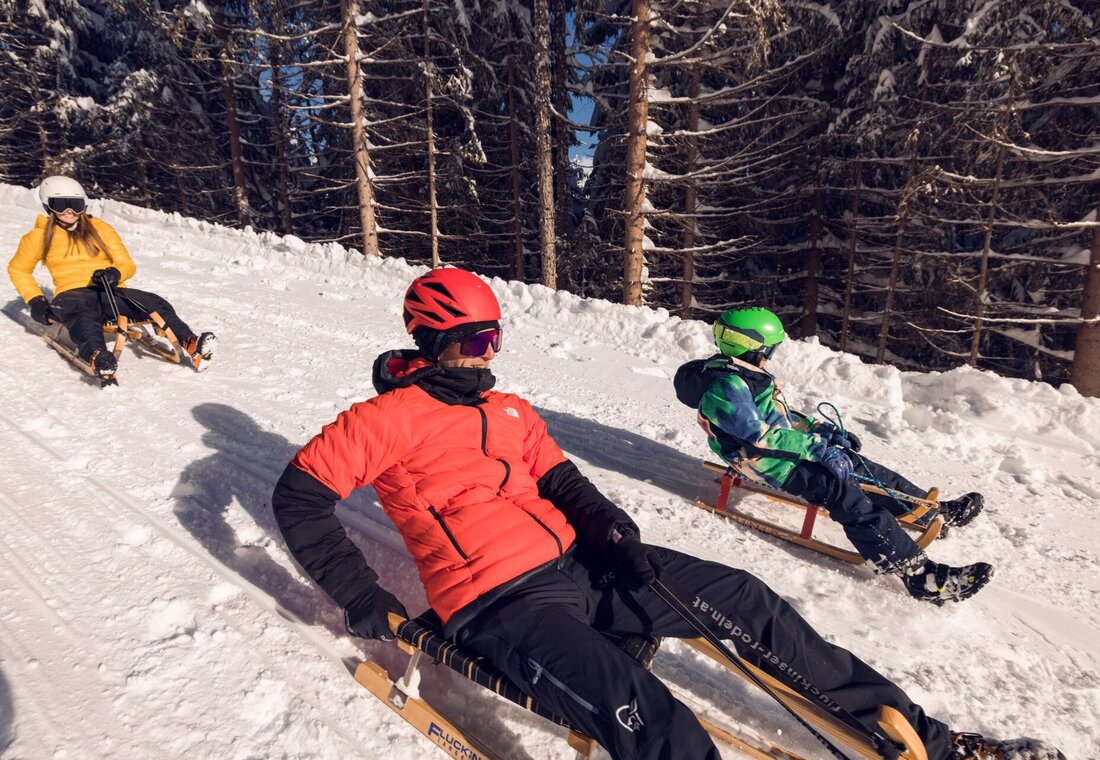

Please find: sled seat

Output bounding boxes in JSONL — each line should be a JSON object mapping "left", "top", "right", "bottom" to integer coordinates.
{"left": 354, "top": 609, "right": 922, "bottom": 760}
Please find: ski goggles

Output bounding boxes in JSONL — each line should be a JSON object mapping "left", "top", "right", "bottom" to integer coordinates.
{"left": 459, "top": 328, "right": 503, "bottom": 357}
{"left": 712, "top": 322, "right": 780, "bottom": 358}
{"left": 46, "top": 197, "right": 86, "bottom": 214}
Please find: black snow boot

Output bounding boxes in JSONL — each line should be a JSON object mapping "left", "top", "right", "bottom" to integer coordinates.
{"left": 899, "top": 554, "right": 993, "bottom": 605}
{"left": 88, "top": 348, "right": 117, "bottom": 379}
{"left": 950, "top": 731, "right": 1066, "bottom": 759}
{"left": 938, "top": 492, "right": 984, "bottom": 528}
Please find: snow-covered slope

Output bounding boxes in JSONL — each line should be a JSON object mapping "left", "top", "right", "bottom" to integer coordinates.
{"left": 0, "top": 183, "right": 1096, "bottom": 759}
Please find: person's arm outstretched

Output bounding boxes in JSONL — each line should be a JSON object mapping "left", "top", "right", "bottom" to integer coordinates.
{"left": 272, "top": 400, "right": 409, "bottom": 640}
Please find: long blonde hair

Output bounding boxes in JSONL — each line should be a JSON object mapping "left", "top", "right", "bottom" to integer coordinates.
{"left": 41, "top": 213, "right": 114, "bottom": 262}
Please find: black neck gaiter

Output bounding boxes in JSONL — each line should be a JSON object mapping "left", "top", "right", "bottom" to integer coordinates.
{"left": 416, "top": 366, "right": 496, "bottom": 405}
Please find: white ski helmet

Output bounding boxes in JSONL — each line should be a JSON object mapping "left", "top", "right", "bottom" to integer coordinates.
{"left": 37, "top": 176, "right": 88, "bottom": 213}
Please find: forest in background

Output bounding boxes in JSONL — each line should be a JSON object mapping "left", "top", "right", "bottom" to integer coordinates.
{"left": 2, "top": 0, "right": 1098, "bottom": 392}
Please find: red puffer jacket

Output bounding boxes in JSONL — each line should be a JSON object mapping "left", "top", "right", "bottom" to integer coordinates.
{"left": 288, "top": 352, "right": 578, "bottom": 624}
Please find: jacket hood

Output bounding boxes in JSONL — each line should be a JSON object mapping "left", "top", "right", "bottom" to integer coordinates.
{"left": 372, "top": 348, "right": 497, "bottom": 405}
{"left": 673, "top": 355, "right": 734, "bottom": 408}
{"left": 372, "top": 349, "right": 440, "bottom": 395}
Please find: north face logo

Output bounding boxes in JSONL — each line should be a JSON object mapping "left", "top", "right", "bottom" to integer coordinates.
{"left": 504, "top": 406, "right": 519, "bottom": 418}
{"left": 615, "top": 699, "right": 644, "bottom": 732}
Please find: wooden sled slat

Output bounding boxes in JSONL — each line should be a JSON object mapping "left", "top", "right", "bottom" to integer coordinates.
{"left": 358, "top": 613, "right": 816, "bottom": 760}
{"left": 42, "top": 316, "right": 185, "bottom": 386}
{"left": 685, "top": 638, "right": 927, "bottom": 760}
{"left": 353, "top": 660, "right": 507, "bottom": 760}
{"left": 699, "top": 461, "right": 944, "bottom": 563}
{"left": 695, "top": 497, "right": 865, "bottom": 563}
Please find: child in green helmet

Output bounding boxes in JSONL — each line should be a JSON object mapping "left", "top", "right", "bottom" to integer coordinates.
{"left": 674, "top": 307, "right": 991, "bottom": 605}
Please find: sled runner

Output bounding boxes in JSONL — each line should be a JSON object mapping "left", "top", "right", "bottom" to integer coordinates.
{"left": 352, "top": 611, "right": 927, "bottom": 760}
{"left": 684, "top": 636, "right": 926, "bottom": 760}
{"left": 696, "top": 461, "right": 944, "bottom": 564}
{"left": 41, "top": 312, "right": 202, "bottom": 386}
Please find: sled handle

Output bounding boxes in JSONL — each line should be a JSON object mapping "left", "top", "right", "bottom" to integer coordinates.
{"left": 877, "top": 705, "right": 928, "bottom": 760}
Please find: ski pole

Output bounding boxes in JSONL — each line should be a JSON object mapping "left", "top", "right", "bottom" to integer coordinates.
{"left": 649, "top": 577, "right": 902, "bottom": 760}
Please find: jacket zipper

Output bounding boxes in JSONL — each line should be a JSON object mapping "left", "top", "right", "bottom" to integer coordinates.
{"left": 476, "top": 406, "right": 563, "bottom": 565}
{"left": 476, "top": 407, "right": 511, "bottom": 493}
{"left": 428, "top": 506, "right": 468, "bottom": 559}
{"left": 525, "top": 511, "right": 565, "bottom": 567}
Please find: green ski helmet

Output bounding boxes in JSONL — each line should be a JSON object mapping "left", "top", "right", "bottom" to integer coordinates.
{"left": 712, "top": 308, "right": 786, "bottom": 359}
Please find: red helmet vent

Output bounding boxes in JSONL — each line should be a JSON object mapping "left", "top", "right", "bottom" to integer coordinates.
{"left": 402, "top": 268, "right": 501, "bottom": 333}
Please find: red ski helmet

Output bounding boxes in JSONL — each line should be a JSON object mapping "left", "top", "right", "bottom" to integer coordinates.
{"left": 403, "top": 268, "right": 501, "bottom": 333}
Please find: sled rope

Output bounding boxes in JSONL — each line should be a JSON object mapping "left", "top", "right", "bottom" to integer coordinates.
{"left": 650, "top": 577, "right": 900, "bottom": 760}
{"left": 101, "top": 279, "right": 123, "bottom": 323}
{"left": 815, "top": 402, "right": 916, "bottom": 516}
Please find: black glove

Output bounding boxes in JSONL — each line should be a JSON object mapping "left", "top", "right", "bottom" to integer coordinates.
{"left": 28, "top": 296, "right": 56, "bottom": 325}
{"left": 821, "top": 447, "right": 854, "bottom": 481}
{"left": 608, "top": 531, "right": 663, "bottom": 590}
{"left": 343, "top": 584, "right": 408, "bottom": 642}
{"left": 831, "top": 430, "right": 862, "bottom": 453}
{"left": 90, "top": 267, "right": 121, "bottom": 288}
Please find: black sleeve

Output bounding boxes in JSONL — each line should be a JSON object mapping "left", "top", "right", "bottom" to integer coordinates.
{"left": 271, "top": 462, "right": 378, "bottom": 608}
{"left": 537, "top": 459, "right": 639, "bottom": 548}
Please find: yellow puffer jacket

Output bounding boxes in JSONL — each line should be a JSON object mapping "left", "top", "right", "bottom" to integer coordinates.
{"left": 8, "top": 215, "right": 137, "bottom": 303}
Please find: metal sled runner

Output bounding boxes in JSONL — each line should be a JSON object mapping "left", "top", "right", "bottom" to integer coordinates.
{"left": 696, "top": 461, "right": 944, "bottom": 564}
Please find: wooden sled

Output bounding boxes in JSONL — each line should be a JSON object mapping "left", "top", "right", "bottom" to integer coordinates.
{"left": 352, "top": 612, "right": 821, "bottom": 760}
{"left": 42, "top": 312, "right": 192, "bottom": 385}
{"left": 697, "top": 461, "right": 943, "bottom": 564}
{"left": 686, "top": 636, "right": 927, "bottom": 760}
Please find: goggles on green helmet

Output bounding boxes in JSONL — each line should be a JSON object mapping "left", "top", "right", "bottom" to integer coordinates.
{"left": 712, "top": 322, "right": 781, "bottom": 358}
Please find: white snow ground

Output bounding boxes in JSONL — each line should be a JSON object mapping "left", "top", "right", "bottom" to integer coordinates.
{"left": 0, "top": 182, "right": 1097, "bottom": 760}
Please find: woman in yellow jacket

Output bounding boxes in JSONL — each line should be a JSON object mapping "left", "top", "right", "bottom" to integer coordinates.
{"left": 8, "top": 176, "right": 216, "bottom": 379}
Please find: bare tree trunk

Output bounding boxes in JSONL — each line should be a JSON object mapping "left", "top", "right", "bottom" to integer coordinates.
{"left": 1070, "top": 195, "right": 1100, "bottom": 397}
{"left": 423, "top": 0, "right": 440, "bottom": 267}
{"left": 800, "top": 151, "right": 824, "bottom": 339}
{"left": 215, "top": 17, "right": 252, "bottom": 229}
{"left": 534, "top": 0, "right": 556, "bottom": 287}
{"left": 268, "top": 2, "right": 294, "bottom": 235}
{"left": 507, "top": 39, "right": 525, "bottom": 280}
{"left": 877, "top": 146, "right": 919, "bottom": 364}
{"left": 680, "top": 65, "right": 700, "bottom": 318}
{"left": 969, "top": 74, "right": 1013, "bottom": 365}
{"left": 621, "top": 0, "right": 651, "bottom": 306}
{"left": 968, "top": 140, "right": 1006, "bottom": 365}
{"left": 176, "top": 171, "right": 190, "bottom": 217}
{"left": 551, "top": 0, "right": 570, "bottom": 243}
{"left": 341, "top": 0, "right": 379, "bottom": 256}
{"left": 30, "top": 68, "right": 52, "bottom": 174}
{"left": 840, "top": 159, "right": 862, "bottom": 352}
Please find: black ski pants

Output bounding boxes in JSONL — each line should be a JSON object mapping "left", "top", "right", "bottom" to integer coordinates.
{"left": 52, "top": 287, "right": 193, "bottom": 361}
{"left": 454, "top": 546, "right": 952, "bottom": 760}
{"left": 856, "top": 457, "right": 929, "bottom": 517}
{"left": 782, "top": 458, "right": 923, "bottom": 570}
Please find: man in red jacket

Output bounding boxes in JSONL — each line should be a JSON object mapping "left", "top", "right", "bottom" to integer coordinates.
{"left": 271, "top": 268, "right": 1051, "bottom": 760}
